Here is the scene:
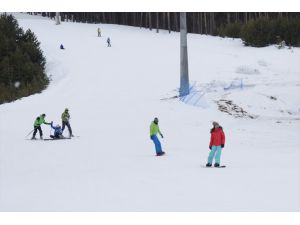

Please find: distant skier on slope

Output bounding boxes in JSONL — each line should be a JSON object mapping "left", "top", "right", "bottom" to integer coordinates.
{"left": 61, "top": 108, "right": 74, "bottom": 137}
{"left": 60, "top": 44, "right": 65, "bottom": 50}
{"left": 150, "top": 117, "right": 165, "bottom": 156}
{"left": 50, "top": 122, "right": 64, "bottom": 139}
{"left": 31, "top": 114, "right": 52, "bottom": 140}
{"left": 206, "top": 121, "right": 225, "bottom": 167}
{"left": 107, "top": 37, "right": 111, "bottom": 47}
{"left": 97, "top": 27, "right": 101, "bottom": 37}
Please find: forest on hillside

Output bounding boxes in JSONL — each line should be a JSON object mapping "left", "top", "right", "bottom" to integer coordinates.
{"left": 30, "top": 12, "right": 300, "bottom": 47}
{"left": 0, "top": 14, "right": 48, "bottom": 104}
{"left": 34, "top": 12, "right": 298, "bottom": 34}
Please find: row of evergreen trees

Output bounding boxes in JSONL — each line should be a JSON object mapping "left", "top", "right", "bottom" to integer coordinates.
{"left": 218, "top": 17, "right": 300, "bottom": 47}
{"left": 36, "top": 12, "right": 300, "bottom": 47}
{"left": 0, "top": 14, "right": 48, "bottom": 104}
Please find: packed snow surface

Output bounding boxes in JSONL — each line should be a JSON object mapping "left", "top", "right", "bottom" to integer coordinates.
{"left": 0, "top": 13, "right": 300, "bottom": 211}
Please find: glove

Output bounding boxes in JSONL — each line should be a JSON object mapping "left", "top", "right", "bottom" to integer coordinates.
{"left": 209, "top": 146, "right": 212, "bottom": 150}
{"left": 160, "top": 134, "right": 164, "bottom": 138}
{"left": 221, "top": 144, "right": 224, "bottom": 148}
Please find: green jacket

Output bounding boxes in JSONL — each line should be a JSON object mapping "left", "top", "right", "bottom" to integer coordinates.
{"left": 34, "top": 115, "right": 47, "bottom": 126}
{"left": 61, "top": 111, "right": 70, "bottom": 122}
{"left": 150, "top": 122, "right": 162, "bottom": 136}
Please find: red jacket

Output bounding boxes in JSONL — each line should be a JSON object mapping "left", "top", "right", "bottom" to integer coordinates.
{"left": 209, "top": 127, "right": 225, "bottom": 147}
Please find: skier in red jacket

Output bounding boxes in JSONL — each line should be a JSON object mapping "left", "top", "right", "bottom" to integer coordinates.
{"left": 206, "top": 121, "right": 225, "bottom": 167}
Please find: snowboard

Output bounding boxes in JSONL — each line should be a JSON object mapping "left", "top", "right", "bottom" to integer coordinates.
{"left": 202, "top": 165, "right": 226, "bottom": 168}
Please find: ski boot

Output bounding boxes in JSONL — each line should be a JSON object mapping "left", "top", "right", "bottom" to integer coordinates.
{"left": 156, "top": 151, "right": 165, "bottom": 156}
{"left": 214, "top": 163, "right": 220, "bottom": 167}
{"left": 206, "top": 163, "right": 212, "bottom": 167}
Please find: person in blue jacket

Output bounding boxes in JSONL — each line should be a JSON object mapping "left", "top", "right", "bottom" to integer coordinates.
{"left": 50, "top": 122, "right": 64, "bottom": 139}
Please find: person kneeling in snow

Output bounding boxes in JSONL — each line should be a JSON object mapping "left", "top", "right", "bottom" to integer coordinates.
{"left": 150, "top": 117, "right": 165, "bottom": 156}
{"left": 206, "top": 121, "right": 225, "bottom": 167}
{"left": 50, "top": 122, "right": 64, "bottom": 139}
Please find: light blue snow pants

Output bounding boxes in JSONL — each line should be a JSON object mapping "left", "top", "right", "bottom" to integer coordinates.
{"left": 151, "top": 135, "right": 162, "bottom": 154}
{"left": 207, "top": 145, "right": 222, "bottom": 164}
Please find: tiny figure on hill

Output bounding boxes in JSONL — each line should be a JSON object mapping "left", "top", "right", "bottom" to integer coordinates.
{"left": 31, "top": 114, "right": 52, "bottom": 140}
{"left": 150, "top": 117, "right": 165, "bottom": 156}
{"left": 206, "top": 121, "right": 225, "bottom": 167}
{"left": 61, "top": 108, "right": 74, "bottom": 137}
{"left": 50, "top": 122, "right": 64, "bottom": 139}
{"left": 278, "top": 40, "right": 286, "bottom": 49}
{"left": 60, "top": 44, "right": 65, "bottom": 50}
{"left": 107, "top": 37, "right": 111, "bottom": 47}
{"left": 97, "top": 27, "right": 101, "bottom": 37}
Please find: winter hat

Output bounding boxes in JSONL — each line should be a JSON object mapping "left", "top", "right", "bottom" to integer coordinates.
{"left": 212, "top": 121, "right": 219, "bottom": 127}
{"left": 154, "top": 117, "right": 159, "bottom": 123}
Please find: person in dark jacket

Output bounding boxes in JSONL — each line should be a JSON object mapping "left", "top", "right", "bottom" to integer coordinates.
{"left": 206, "top": 121, "right": 225, "bottom": 167}
{"left": 50, "top": 122, "right": 64, "bottom": 139}
{"left": 107, "top": 37, "right": 111, "bottom": 47}
{"left": 60, "top": 44, "right": 65, "bottom": 50}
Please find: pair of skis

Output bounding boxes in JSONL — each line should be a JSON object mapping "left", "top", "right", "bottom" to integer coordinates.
{"left": 27, "top": 135, "right": 79, "bottom": 141}
{"left": 43, "top": 137, "right": 72, "bottom": 141}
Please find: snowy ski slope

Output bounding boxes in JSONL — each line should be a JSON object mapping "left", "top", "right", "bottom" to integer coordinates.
{"left": 0, "top": 13, "right": 300, "bottom": 211}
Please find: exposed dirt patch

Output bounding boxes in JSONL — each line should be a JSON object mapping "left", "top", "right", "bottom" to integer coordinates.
{"left": 216, "top": 99, "right": 258, "bottom": 119}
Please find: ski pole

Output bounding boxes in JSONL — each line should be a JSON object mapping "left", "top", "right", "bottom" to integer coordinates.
{"left": 25, "top": 129, "right": 34, "bottom": 138}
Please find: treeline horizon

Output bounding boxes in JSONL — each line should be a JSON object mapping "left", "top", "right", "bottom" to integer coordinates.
{"left": 29, "top": 12, "right": 300, "bottom": 35}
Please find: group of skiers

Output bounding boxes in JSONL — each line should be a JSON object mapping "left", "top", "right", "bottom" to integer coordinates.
{"left": 31, "top": 108, "right": 73, "bottom": 140}
{"left": 97, "top": 27, "right": 111, "bottom": 47}
{"left": 30, "top": 112, "right": 225, "bottom": 166}
{"left": 149, "top": 118, "right": 225, "bottom": 167}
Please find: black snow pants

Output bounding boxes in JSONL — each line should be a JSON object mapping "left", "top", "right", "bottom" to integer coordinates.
{"left": 62, "top": 121, "right": 72, "bottom": 136}
{"left": 32, "top": 125, "right": 42, "bottom": 138}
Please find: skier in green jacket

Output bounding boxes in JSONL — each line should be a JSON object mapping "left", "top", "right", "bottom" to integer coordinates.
{"left": 150, "top": 117, "right": 165, "bottom": 156}
{"left": 31, "top": 114, "right": 51, "bottom": 139}
{"left": 61, "top": 108, "right": 73, "bottom": 137}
